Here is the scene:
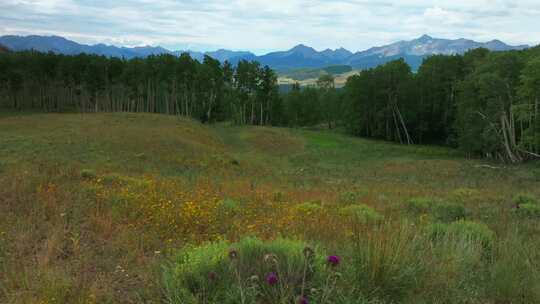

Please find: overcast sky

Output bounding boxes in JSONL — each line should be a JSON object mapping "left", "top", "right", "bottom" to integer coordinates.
{"left": 1, "top": 0, "right": 539, "bottom": 54}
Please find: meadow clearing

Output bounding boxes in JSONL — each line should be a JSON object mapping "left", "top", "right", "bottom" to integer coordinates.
{"left": 1, "top": 112, "right": 540, "bottom": 303}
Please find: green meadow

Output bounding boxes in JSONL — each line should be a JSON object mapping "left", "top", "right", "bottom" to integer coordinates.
{"left": 1, "top": 112, "right": 539, "bottom": 303}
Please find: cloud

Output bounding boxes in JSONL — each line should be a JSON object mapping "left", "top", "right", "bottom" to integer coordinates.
{"left": 0, "top": 0, "right": 538, "bottom": 53}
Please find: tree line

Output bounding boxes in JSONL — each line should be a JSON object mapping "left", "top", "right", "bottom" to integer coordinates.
{"left": 342, "top": 46, "right": 540, "bottom": 162}
{"left": 0, "top": 51, "right": 280, "bottom": 125}
{"left": 1, "top": 46, "right": 540, "bottom": 162}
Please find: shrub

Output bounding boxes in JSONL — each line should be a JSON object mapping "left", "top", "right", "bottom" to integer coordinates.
{"left": 339, "top": 204, "right": 382, "bottom": 224}
{"left": 429, "top": 220, "right": 495, "bottom": 251}
{"left": 432, "top": 202, "right": 466, "bottom": 222}
{"left": 424, "top": 220, "right": 495, "bottom": 302}
{"left": 162, "top": 237, "right": 336, "bottom": 304}
{"left": 512, "top": 193, "right": 540, "bottom": 218}
{"left": 348, "top": 222, "right": 426, "bottom": 302}
{"left": 515, "top": 203, "right": 540, "bottom": 218}
{"left": 488, "top": 233, "right": 540, "bottom": 303}
{"left": 339, "top": 190, "right": 367, "bottom": 204}
{"left": 218, "top": 198, "right": 241, "bottom": 216}
{"left": 452, "top": 187, "right": 480, "bottom": 199}
{"left": 405, "top": 197, "right": 437, "bottom": 214}
{"left": 295, "top": 201, "right": 323, "bottom": 215}
{"left": 514, "top": 193, "right": 538, "bottom": 206}
{"left": 80, "top": 169, "right": 96, "bottom": 180}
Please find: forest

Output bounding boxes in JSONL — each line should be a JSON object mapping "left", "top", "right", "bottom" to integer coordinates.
{"left": 1, "top": 46, "right": 540, "bottom": 162}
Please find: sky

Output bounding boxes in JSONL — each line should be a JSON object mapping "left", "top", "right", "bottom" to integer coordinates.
{"left": 1, "top": 0, "right": 539, "bottom": 54}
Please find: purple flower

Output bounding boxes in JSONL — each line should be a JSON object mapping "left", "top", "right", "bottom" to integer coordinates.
{"left": 298, "top": 296, "right": 309, "bottom": 304}
{"left": 266, "top": 272, "right": 279, "bottom": 285}
{"left": 327, "top": 255, "right": 341, "bottom": 267}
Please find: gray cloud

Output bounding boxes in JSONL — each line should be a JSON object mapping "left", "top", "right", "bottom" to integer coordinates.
{"left": 0, "top": 0, "right": 538, "bottom": 53}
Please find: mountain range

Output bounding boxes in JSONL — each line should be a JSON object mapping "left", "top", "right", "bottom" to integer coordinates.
{"left": 0, "top": 34, "right": 529, "bottom": 71}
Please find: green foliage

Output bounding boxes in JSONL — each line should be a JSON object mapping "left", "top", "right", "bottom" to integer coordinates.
{"left": 432, "top": 202, "right": 467, "bottom": 222}
{"left": 343, "top": 59, "right": 415, "bottom": 144}
{"left": 488, "top": 232, "right": 540, "bottom": 303}
{"left": 348, "top": 222, "right": 426, "bottom": 302}
{"left": 514, "top": 192, "right": 538, "bottom": 206}
{"left": 323, "top": 65, "right": 353, "bottom": 75}
{"left": 80, "top": 169, "right": 96, "bottom": 180}
{"left": 405, "top": 197, "right": 437, "bottom": 214}
{"left": 339, "top": 204, "right": 382, "bottom": 224}
{"left": 515, "top": 203, "right": 540, "bottom": 218}
{"left": 338, "top": 190, "right": 367, "bottom": 204}
{"left": 280, "top": 65, "right": 351, "bottom": 81}
{"left": 401, "top": 197, "right": 466, "bottom": 223}
{"left": 162, "top": 237, "right": 332, "bottom": 304}
{"left": 218, "top": 198, "right": 241, "bottom": 216}
{"left": 295, "top": 201, "right": 323, "bottom": 214}
{"left": 429, "top": 220, "right": 495, "bottom": 251}
{"left": 513, "top": 193, "right": 540, "bottom": 217}
{"left": 0, "top": 51, "right": 280, "bottom": 126}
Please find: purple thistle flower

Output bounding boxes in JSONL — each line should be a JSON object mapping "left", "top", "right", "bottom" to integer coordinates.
{"left": 265, "top": 272, "right": 279, "bottom": 285}
{"left": 298, "top": 296, "right": 309, "bottom": 304}
{"left": 327, "top": 255, "right": 341, "bottom": 267}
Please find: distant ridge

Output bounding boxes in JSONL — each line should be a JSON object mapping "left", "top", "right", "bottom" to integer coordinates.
{"left": 0, "top": 35, "right": 255, "bottom": 62}
{"left": 0, "top": 34, "right": 529, "bottom": 71}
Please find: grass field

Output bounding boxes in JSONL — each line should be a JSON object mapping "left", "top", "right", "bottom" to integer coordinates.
{"left": 1, "top": 112, "right": 540, "bottom": 303}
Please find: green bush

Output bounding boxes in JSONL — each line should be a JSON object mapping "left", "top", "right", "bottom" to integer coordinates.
{"left": 514, "top": 193, "right": 538, "bottom": 206}
{"left": 348, "top": 222, "right": 426, "bottom": 302}
{"left": 339, "top": 190, "right": 367, "bottom": 204}
{"left": 162, "top": 237, "right": 334, "bottom": 304}
{"left": 295, "top": 201, "right": 323, "bottom": 214}
{"left": 515, "top": 203, "right": 540, "bottom": 218}
{"left": 429, "top": 220, "right": 495, "bottom": 251}
{"left": 405, "top": 197, "right": 437, "bottom": 214}
{"left": 424, "top": 220, "right": 495, "bottom": 302}
{"left": 488, "top": 233, "right": 540, "bottom": 303}
{"left": 339, "top": 204, "right": 382, "bottom": 224}
{"left": 512, "top": 193, "right": 540, "bottom": 218}
{"left": 432, "top": 202, "right": 466, "bottom": 222}
{"left": 80, "top": 169, "right": 96, "bottom": 180}
{"left": 218, "top": 198, "right": 241, "bottom": 216}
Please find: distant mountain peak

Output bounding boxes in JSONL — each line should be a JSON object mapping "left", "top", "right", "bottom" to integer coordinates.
{"left": 413, "top": 34, "right": 434, "bottom": 44}
{"left": 290, "top": 44, "right": 315, "bottom": 51}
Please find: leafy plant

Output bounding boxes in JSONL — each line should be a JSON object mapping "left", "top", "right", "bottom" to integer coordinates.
{"left": 405, "top": 197, "right": 437, "bottom": 214}
{"left": 432, "top": 202, "right": 466, "bottom": 222}
{"left": 162, "top": 237, "right": 339, "bottom": 304}
{"left": 80, "top": 169, "right": 97, "bottom": 180}
{"left": 339, "top": 204, "right": 382, "bottom": 224}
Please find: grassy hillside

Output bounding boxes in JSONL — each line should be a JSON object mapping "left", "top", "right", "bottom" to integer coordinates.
{"left": 1, "top": 113, "right": 540, "bottom": 303}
